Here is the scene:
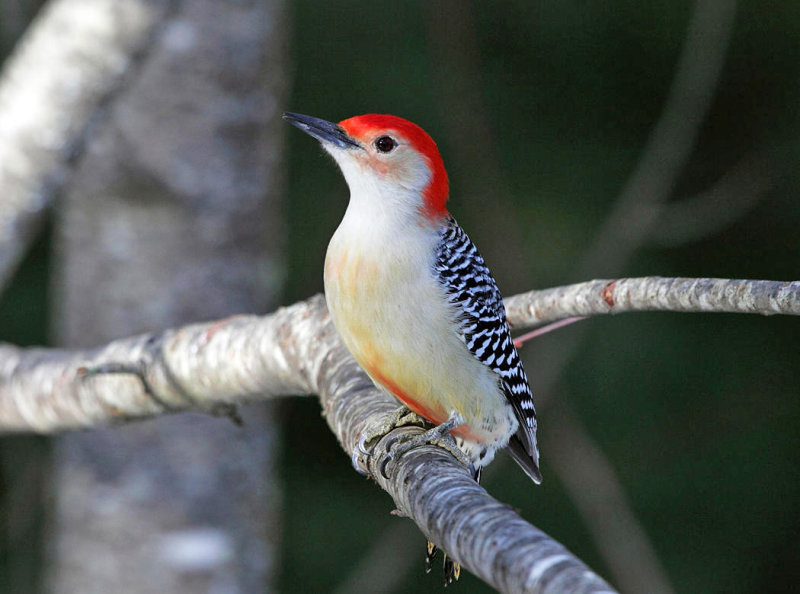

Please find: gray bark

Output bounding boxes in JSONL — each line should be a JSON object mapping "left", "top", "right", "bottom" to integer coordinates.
{"left": 504, "top": 277, "right": 800, "bottom": 329}
{"left": 1, "top": 277, "right": 795, "bottom": 433}
{"left": 0, "top": 0, "right": 173, "bottom": 294}
{"left": 0, "top": 294, "right": 617, "bottom": 593}
{"left": 46, "top": 0, "right": 287, "bottom": 592}
{"left": 2, "top": 274, "right": 797, "bottom": 591}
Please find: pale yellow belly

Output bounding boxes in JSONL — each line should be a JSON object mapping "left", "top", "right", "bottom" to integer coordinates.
{"left": 324, "top": 240, "right": 513, "bottom": 444}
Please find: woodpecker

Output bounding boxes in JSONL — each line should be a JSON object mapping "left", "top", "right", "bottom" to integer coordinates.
{"left": 284, "top": 111, "right": 541, "bottom": 578}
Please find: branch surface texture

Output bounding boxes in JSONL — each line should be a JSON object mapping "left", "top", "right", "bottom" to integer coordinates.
{"left": 0, "top": 293, "right": 615, "bottom": 592}
{"left": 1, "top": 276, "right": 797, "bottom": 591}
{"left": 0, "top": 0, "right": 171, "bottom": 292}
{"left": 505, "top": 277, "right": 800, "bottom": 329}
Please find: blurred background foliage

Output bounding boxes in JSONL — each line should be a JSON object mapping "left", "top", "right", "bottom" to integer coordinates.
{"left": 1, "top": 0, "right": 799, "bottom": 592}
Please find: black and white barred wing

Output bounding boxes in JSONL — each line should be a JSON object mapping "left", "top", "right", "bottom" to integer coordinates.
{"left": 434, "top": 217, "right": 541, "bottom": 483}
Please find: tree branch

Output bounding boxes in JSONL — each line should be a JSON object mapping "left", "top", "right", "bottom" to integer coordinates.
{"left": 505, "top": 277, "right": 800, "bottom": 330}
{"left": 0, "top": 276, "right": 796, "bottom": 431}
{"left": 1, "top": 275, "right": 797, "bottom": 591}
{"left": 304, "top": 303, "right": 616, "bottom": 593}
{"left": 0, "top": 294, "right": 615, "bottom": 592}
{"left": 3, "top": 278, "right": 795, "bottom": 431}
{"left": 0, "top": 0, "right": 172, "bottom": 294}
{"left": 0, "top": 302, "right": 319, "bottom": 432}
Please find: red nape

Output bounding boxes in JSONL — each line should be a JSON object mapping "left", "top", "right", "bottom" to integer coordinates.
{"left": 339, "top": 114, "right": 450, "bottom": 219}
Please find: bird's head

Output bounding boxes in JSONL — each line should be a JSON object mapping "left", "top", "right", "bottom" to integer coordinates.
{"left": 284, "top": 112, "right": 449, "bottom": 222}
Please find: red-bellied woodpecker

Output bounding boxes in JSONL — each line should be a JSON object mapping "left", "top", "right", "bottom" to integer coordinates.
{"left": 284, "top": 111, "right": 541, "bottom": 580}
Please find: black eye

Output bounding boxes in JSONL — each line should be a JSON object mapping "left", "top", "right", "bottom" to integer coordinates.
{"left": 375, "top": 136, "right": 396, "bottom": 153}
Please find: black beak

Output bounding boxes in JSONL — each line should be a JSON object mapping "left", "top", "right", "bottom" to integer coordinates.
{"left": 283, "top": 112, "right": 361, "bottom": 150}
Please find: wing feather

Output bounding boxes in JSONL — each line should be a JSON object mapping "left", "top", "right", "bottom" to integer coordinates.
{"left": 433, "top": 217, "right": 541, "bottom": 482}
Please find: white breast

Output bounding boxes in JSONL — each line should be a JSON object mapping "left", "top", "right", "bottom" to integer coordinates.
{"left": 324, "top": 202, "right": 516, "bottom": 448}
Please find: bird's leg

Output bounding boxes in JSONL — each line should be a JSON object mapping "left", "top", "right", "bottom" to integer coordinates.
{"left": 388, "top": 411, "right": 473, "bottom": 469}
{"left": 355, "top": 409, "right": 475, "bottom": 482}
{"left": 352, "top": 405, "right": 430, "bottom": 475}
{"left": 357, "top": 405, "right": 428, "bottom": 456}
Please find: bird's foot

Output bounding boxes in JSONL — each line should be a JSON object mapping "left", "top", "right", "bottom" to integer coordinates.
{"left": 351, "top": 406, "right": 428, "bottom": 474}
{"left": 443, "top": 554, "right": 461, "bottom": 586}
{"left": 353, "top": 410, "right": 474, "bottom": 477}
{"left": 425, "top": 540, "right": 438, "bottom": 574}
{"left": 383, "top": 411, "right": 474, "bottom": 475}
{"left": 426, "top": 541, "right": 461, "bottom": 586}
{"left": 357, "top": 405, "right": 428, "bottom": 455}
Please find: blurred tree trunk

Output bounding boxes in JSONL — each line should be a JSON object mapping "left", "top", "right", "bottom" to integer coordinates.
{"left": 47, "top": 1, "right": 287, "bottom": 592}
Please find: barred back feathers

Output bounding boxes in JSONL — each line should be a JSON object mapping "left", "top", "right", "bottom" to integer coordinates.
{"left": 434, "top": 217, "right": 541, "bottom": 482}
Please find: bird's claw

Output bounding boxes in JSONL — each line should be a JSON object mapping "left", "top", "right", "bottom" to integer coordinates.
{"left": 352, "top": 432, "right": 382, "bottom": 476}
{"left": 390, "top": 431, "right": 472, "bottom": 470}
{"left": 357, "top": 433, "right": 373, "bottom": 457}
{"left": 374, "top": 433, "right": 408, "bottom": 479}
{"left": 426, "top": 540, "right": 461, "bottom": 586}
{"left": 443, "top": 556, "right": 461, "bottom": 586}
{"left": 377, "top": 413, "right": 473, "bottom": 479}
{"left": 353, "top": 409, "right": 473, "bottom": 479}
{"left": 386, "top": 411, "right": 472, "bottom": 469}
{"left": 351, "top": 448, "right": 369, "bottom": 476}
{"left": 353, "top": 405, "right": 427, "bottom": 460}
{"left": 378, "top": 452, "right": 393, "bottom": 480}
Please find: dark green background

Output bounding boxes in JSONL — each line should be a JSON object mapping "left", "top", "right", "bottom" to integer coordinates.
{"left": 2, "top": 1, "right": 799, "bottom": 592}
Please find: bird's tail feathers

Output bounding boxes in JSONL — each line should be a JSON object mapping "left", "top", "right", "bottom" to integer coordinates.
{"left": 508, "top": 432, "right": 542, "bottom": 484}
